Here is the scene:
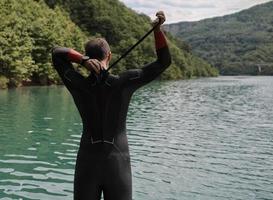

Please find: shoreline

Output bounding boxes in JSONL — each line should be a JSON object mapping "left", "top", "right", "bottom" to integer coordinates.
{"left": 3, "top": 75, "right": 273, "bottom": 90}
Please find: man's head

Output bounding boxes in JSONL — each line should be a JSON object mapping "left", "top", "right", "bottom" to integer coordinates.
{"left": 84, "top": 38, "right": 112, "bottom": 68}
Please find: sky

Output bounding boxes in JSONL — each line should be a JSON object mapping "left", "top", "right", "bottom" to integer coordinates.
{"left": 119, "top": 0, "right": 272, "bottom": 23}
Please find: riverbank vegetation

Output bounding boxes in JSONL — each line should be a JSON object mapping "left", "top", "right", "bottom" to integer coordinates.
{"left": 0, "top": 0, "right": 218, "bottom": 89}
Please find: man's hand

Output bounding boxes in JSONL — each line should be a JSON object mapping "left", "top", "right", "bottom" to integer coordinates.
{"left": 83, "top": 59, "right": 106, "bottom": 75}
{"left": 152, "top": 11, "right": 166, "bottom": 32}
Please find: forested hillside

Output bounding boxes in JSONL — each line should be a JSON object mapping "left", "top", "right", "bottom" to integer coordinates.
{"left": 165, "top": 1, "right": 273, "bottom": 75}
{"left": 0, "top": 0, "right": 218, "bottom": 89}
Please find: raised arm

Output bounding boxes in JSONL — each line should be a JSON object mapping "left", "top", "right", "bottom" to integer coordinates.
{"left": 52, "top": 47, "right": 104, "bottom": 92}
{"left": 120, "top": 11, "right": 172, "bottom": 90}
{"left": 141, "top": 26, "right": 171, "bottom": 81}
{"left": 51, "top": 47, "right": 88, "bottom": 92}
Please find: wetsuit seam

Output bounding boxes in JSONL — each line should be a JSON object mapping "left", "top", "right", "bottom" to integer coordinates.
{"left": 105, "top": 79, "right": 111, "bottom": 86}
{"left": 90, "top": 137, "right": 114, "bottom": 144}
{"left": 129, "top": 70, "right": 141, "bottom": 80}
{"left": 64, "top": 69, "right": 72, "bottom": 82}
{"left": 113, "top": 143, "right": 128, "bottom": 161}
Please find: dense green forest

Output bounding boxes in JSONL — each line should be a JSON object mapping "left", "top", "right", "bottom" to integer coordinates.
{"left": 0, "top": 0, "right": 218, "bottom": 89}
{"left": 165, "top": 1, "right": 273, "bottom": 75}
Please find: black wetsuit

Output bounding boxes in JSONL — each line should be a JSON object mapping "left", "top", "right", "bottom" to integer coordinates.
{"left": 52, "top": 37, "right": 171, "bottom": 200}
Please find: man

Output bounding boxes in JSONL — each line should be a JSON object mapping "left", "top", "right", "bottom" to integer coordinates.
{"left": 52, "top": 11, "right": 171, "bottom": 200}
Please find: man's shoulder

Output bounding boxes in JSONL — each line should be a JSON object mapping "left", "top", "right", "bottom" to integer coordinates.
{"left": 118, "top": 69, "right": 142, "bottom": 81}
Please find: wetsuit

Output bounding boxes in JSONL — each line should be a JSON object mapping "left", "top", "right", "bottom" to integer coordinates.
{"left": 52, "top": 30, "right": 171, "bottom": 200}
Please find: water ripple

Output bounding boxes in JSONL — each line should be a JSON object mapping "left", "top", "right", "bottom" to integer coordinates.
{"left": 1, "top": 77, "right": 273, "bottom": 199}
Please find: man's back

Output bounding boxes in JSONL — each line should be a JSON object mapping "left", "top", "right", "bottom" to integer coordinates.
{"left": 69, "top": 73, "right": 134, "bottom": 157}
{"left": 51, "top": 10, "right": 171, "bottom": 200}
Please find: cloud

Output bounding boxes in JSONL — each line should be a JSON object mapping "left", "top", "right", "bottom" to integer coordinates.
{"left": 120, "top": 0, "right": 272, "bottom": 23}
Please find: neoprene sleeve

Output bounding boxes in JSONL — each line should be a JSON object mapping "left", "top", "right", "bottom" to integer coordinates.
{"left": 119, "top": 30, "right": 171, "bottom": 90}
{"left": 52, "top": 47, "right": 88, "bottom": 92}
{"left": 154, "top": 30, "right": 167, "bottom": 50}
{"left": 68, "top": 49, "right": 83, "bottom": 64}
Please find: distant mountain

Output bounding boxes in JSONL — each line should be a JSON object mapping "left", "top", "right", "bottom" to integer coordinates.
{"left": 165, "top": 1, "right": 273, "bottom": 75}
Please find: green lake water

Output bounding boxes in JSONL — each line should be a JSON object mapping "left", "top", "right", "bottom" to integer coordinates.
{"left": 0, "top": 76, "right": 273, "bottom": 199}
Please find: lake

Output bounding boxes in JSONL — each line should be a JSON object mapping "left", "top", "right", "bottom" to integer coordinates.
{"left": 0, "top": 76, "right": 273, "bottom": 200}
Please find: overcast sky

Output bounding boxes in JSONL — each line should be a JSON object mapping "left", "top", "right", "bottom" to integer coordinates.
{"left": 120, "top": 0, "right": 272, "bottom": 23}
